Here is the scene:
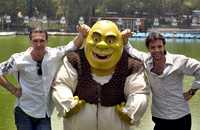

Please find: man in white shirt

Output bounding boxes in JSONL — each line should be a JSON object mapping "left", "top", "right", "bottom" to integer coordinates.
{"left": 0, "top": 27, "right": 85, "bottom": 130}
{"left": 125, "top": 31, "right": 200, "bottom": 130}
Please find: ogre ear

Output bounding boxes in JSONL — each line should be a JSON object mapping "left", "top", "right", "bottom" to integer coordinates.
{"left": 121, "top": 29, "right": 132, "bottom": 45}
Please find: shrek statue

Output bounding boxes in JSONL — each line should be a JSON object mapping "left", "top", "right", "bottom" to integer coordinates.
{"left": 51, "top": 20, "right": 149, "bottom": 130}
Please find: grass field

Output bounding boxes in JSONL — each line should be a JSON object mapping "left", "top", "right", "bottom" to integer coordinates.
{"left": 0, "top": 36, "right": 200, "bottom": 130}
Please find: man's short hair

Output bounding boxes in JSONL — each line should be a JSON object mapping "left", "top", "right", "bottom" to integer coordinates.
{"left": 29, "top": 27, "right": 48, "bottom": 40}
{"left": 145, "top": 32, "right": 166, "bottom": 48}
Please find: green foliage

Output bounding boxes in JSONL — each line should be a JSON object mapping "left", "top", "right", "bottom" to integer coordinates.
{"left": 1, "top": 0, "right": 200, "bottom": 26}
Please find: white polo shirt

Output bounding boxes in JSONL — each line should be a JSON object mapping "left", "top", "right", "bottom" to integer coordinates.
{"left": 0, "top": 41, "right": 76, "bottom": 118}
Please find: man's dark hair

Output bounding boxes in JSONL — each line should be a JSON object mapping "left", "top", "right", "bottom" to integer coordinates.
{"left": 29, "top": 27, "right": 48, "bottom": 40}
{"left": 145, "top": 32, "right": 166, "bottom": 48}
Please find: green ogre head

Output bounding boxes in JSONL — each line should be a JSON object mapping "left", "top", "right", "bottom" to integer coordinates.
{"left": 84, "top": 20, "right": 124, "bottom": 76}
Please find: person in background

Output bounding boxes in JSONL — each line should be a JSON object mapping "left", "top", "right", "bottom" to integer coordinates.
{"left": 124, "top": 31, "right": 200, "bottom": 130}
{"left": 0, "top": 26, "right": 87, "bottom": 130}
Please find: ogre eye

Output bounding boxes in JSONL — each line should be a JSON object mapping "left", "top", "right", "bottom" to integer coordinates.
{"left": 92, "top": 32, "right": 101, "bottom": 42}
{"left": 106, "top": 36, "right": 116, "bottom": 44}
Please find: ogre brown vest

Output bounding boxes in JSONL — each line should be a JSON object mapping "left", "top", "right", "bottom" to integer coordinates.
{"left": 66, "top": 50, "right": 143, "bottom": 106}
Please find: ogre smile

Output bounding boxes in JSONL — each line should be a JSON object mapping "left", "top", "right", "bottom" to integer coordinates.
{"left": 92, "top": 51, "right": 112, "bottom": 60}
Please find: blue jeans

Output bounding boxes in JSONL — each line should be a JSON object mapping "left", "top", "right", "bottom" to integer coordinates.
{"left": 14, "top": 106, "right": 51, "bottom": 130}
{"left": 152, "top": 114, "right": 191, "bottom": 130}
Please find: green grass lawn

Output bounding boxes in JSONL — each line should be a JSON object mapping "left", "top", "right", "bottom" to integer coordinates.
{"left": 0, "top": 36, "right": 200, "bottom": 130}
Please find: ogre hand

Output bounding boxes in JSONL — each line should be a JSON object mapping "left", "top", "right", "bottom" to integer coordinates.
{"left": 64, "top": 96, "right": 86, "bottom": 118}
{"left": 115, "top": 102, "right": 133, "bottom": 125}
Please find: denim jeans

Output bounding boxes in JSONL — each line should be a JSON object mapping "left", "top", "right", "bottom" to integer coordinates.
{"left": 14, "top": 106, "right": 51, "bottom": 130}
{"left": 152, "top": 114, "right": 191, "bottom": 130}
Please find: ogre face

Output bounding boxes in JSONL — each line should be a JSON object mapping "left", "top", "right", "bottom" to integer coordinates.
{"left": 85, "top": 20, "right": 123, "bottom": 71}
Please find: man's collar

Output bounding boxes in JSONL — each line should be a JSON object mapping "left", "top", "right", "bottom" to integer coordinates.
{"left": 165, "top": 52, "right": 173, "bottom": 65}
